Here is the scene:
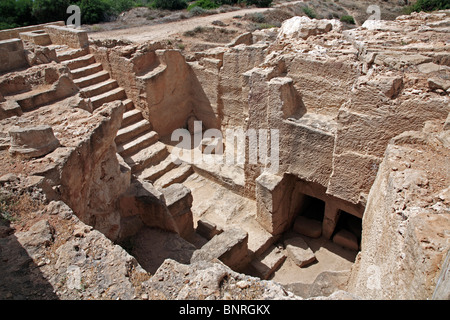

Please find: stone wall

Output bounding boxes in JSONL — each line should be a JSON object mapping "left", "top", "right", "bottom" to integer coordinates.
{"left": 91, "top": 43, "right": 209, "bottom": 137}
{"left": 44, "top": 25, "right": 89, "bottom": 49}
{"left": 0, "top": 22, "right": 64, "bottom": 41}
{"left": 328, "top": 77, "right": 448, "bottom": 204}
{"left": 55, "top": 101, "right": 129, "bottom": 240}
{"left": 0, "top": 39, "right": 28, "bottom": 74}
{"left": 19, "top": 30, "right": 52, "bottom": 46}
{"left": 188, "top": 44, "right": 269, "bottom": 132}
{"left": 347, "top": 125, "right": 450, "bottom": 299}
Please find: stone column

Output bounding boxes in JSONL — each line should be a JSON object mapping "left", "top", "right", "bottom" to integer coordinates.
{"left": 255, "top": 172, "right": 295, "bottom": 235}
{"left": 322, "top": 202, "right": 340, "bottom": 239}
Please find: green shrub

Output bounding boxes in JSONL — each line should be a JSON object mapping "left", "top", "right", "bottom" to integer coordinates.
{"left": 106, "top": 0, "right": 137, "bottom": 14}
{"left": 78, "top": 0, "right": 111, "bottom": 24}
{"left": 248, "top": 12, "right": 265, "bottom": 23}
{"left": 183, "top": 25, "right": 205, "bottom": 36}
{"left": 218, "top": 0, "right": 241, "bottom": 5}
{"left": 187, "top": 0, "right": 220, "bottom": 11}
{"left": 150, "top": 0, "right": 187, "bottom": 10}
{"left": 257, "top": 23, "right": 277, "bottom": 29}
{"left": 405, "top": 0, "right": 450, "bottom": 14}
{"left": 246, "top": 0, "right": 272, "bottom": 8}
{"left": 0, "top": 22, "right": 17, "bottom": 30}
{"left": 14, "top": 0, "right": 36, "bottom": 26}
{"left": 0, "top": 0, "right": 152, "bottom": 29}
{"left": 0, "top": 0, "right": 19, "bottom": 29}
{"left": 302, "top": 6, "right": 317, "bottom": 19}
{"left": 32, "top": 0, "right": 71, "bottom": 24}
{"left": 340, "top": 15, "right": 355, "bottom": 24}
{"left": 188, "top": 6, "right": 207, "bottom": 16}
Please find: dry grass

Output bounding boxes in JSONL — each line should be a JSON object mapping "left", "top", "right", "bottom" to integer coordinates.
{"left": 0, "top": 150, "right": 29, "bottom": 177}
{"left": 129, "top": 266, "right": 152, "bottom": 297}
{"left": 0, "top": 191, "right": 45, "bottom": 229}
{"left": 183, "top": 26, "right": 238, "bottom": 43}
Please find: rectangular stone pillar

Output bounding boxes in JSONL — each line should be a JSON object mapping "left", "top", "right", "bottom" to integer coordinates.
{"left": 322, "top": 202, "right": 340, "bottom": 239}
{"left": 191, "top": 227, "right": 249, "bottom": 272}
{"left": 161, "top": 184, "right": 194, "bottom": 239}
{"left": 256, "top": 172, "right": 295, "bottom": 235}
{"left": 0, "top": 39, "right": 27, "bottom": 73}
{"left": 44, "top": 25, "right": 88, "bottom": 48}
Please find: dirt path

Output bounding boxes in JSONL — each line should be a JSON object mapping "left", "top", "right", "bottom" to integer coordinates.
{"left": 89, "top": 7, "right": 275, "bottom": 43}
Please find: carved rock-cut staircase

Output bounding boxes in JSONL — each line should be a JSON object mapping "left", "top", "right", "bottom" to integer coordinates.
{"left": 55, "top": 46, "right": 194, "bottom": 190}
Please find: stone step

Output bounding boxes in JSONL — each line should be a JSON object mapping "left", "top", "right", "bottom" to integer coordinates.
{"left": 81, "top": 78, "right": 118, "bottom": 98}
{"left": 123, "top": 141, "right": 169, "bottom": 173}
{"left": 117, "top": 130, "right": 159, "bottom": 158}
{"left": 333, "top": 229, "right": 359, "bottom": 251}
{"left": 19, "top": 30, "right": 51, "bottom": 46}
{"left": 154, "top": 164, "right": 194, "bottom": 189}
{"left": 115, "top": 119, "right": 152, "bottom": 145}
{"left": 293, "top": 216, "right": 322, "bottom": 239}
{"left": 190, "top": 227, "right": 249, "bottom": 272}
{"left": 137, "top": 156, "right": 179, "bottom": 183}
{"left": 160, "top": 184, "right": 194, "bottom": 239}
{"left": 284, "top": 237, "right": 316, "bottom": 268}
{"left": 56, "top": 47, "right": 90, "bottom": 62}
{"left": 74, "top": 70, "right": 110, "bottom": 90}
{"left": 91, "top": 87, "right": 126, "bottom": 110}
{"left": 9, "top": 86, "right": 54, "bottom": 112}
{"left": 63, "top": 54, "right": 96, "bottom": 70}
{"left": 249, "top": 245, "right": 286, "bottom": 280}
{"left": 123, "top": 99, "right": 134, "bottom": 111}
{"left": 71, "top": 64, "right": 104, "bottom": 81}
{"left": 121, "top": 108, "right": 143, "bottom": 128}
{"left": 196, "top": 219, "right": 223, "bottom": 240}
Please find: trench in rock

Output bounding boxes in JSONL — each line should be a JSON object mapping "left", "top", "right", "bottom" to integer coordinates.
{"left": 120, "top": 138, "right": 363, "bottom": 294}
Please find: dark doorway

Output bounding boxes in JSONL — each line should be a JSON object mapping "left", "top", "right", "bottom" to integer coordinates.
{"left": 298, "top": 195, "right": 325, "bottom": 223}
{"left": 333, "top": 210, "right": 362, "bottom": 249}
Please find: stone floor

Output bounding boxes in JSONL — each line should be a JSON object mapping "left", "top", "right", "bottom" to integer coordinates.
{"left": 271, "top": 231, "right": 357, "bottom": 285}
{"left": 183, "top": 172, "right": 359, "bottom": 286}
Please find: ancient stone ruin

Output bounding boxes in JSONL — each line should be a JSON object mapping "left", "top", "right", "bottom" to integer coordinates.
{"left": 0, "top": 10, "right": 449, "bottom": 300}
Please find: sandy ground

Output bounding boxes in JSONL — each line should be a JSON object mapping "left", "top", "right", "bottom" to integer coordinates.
{"left": 89, "top": 7, "right": 272, "bottom": 43}
{"left": 87, "top": 0, "right": 405, "bottom": 43}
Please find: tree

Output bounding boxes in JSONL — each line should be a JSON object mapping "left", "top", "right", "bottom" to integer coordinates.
{"left": 0, "top": 0, "right": 18, "bottom": 29}
{"left": 246, "top": 0, "right": 272, "bottom": 8}
{"left": 32, "top": 0, "right": 71, "bottom": 24}
{"left": 151, "top": 0, "right": 188, "bottom": 10}
{"left": 406, "top": 0, "right": 450, "bottom": 13}
{"left": 0, "top": 0, "right": 37, "bottom": 30}
{"left": 15, "top": 0, "right": 36, "bottom": 26}
{"left": 77, "top": 0, "right": 111, "bottom": 24}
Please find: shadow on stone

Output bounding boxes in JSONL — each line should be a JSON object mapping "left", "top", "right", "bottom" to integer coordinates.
{"left": 0, "top": 219, "right": 58, "bottom": 300}
{"left": 127, "top": 227, "right": 196, "bottom": 274}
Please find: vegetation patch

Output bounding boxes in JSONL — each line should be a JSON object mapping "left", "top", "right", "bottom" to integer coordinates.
{"left": 340, "top": 15, "right": 355, "bottom": 24}
{"left": 0, "top": 191, "right": 44, "bottom": 226}
{"left": 404, "top": 0, "right": 450, "bottom": 14}
{"left": 0, "top": 0, "right": 275, "bottom": 29}
{"left": 187, "top": 0, "right": 221, "bottom": 11}
{"left": 301, "top": 5, "right": 317, "bottom": 19}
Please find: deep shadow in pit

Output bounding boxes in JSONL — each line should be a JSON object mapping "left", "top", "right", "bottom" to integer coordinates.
{"left": 0, "top": 219, "right": 58, "bottom": 300}
{"left": 259, "top": 178, "right": 364, "bottom": 295}
{"left": 290, "top": 197, "right": 362, "bottom": 259}
{"left": 120, "top": 227, "right": 198, "bottom": 274}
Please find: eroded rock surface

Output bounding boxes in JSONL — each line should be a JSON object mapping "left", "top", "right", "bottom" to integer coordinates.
{"left": 0, "top": 9, "right": 448, "bottom": 301}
